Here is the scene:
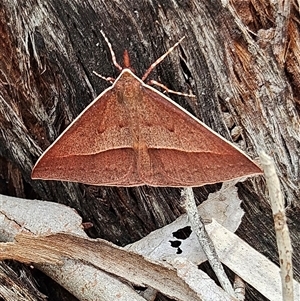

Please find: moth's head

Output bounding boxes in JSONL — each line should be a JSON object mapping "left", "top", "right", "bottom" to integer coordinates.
{"left": 122, "top": 50, "right": 135, "bottom": 73}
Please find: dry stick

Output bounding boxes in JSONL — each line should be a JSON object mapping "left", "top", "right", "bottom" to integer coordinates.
{"left": 259, "top": 152, "right": 294, "bottom": 301}
{"left": 233, "top": 275, "right": 246, "bottom": 301}
{"left": 182, "top": 187, "right": 235, "bottom": 297}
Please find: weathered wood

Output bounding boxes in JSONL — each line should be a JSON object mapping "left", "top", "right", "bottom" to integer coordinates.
{"left": 0, "top": 262, "right": 47, "bottom": 301}
{"left": 0, "top": 0, "right": 299, "bottom": 300}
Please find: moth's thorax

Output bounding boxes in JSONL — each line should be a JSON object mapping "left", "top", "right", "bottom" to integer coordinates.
{"left": 118, "top": 70, "right": 142, "bottom": 98}
{"left": 114, "top": 70, "right": 144, "bottom": 144}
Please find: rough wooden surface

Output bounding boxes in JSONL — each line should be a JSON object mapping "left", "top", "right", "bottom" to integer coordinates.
{"left": 0, "top": 0, "right": 299, "bottom": 300}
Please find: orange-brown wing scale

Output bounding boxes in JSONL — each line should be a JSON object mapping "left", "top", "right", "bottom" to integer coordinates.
{"left": 32, "top": 70, "right": 261, "bottom": 187}
{"left": 32, "top": 82, "right": 143, "bottom": 186}
{"left": 137, "top": 82, "right": 261, "bottom": 186}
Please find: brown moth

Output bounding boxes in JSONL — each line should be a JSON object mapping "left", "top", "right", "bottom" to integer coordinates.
{"left": 32, "top": 33, "right": 261, "bottom": 187}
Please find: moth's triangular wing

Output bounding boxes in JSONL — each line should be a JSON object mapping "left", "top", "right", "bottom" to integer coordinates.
{"left": 32, "top": 70, "right": 261, "bottom": 187}
{"left": 32, "top": 74, "right": 143, "bottom": 186}
{"left": 138, "top": 84, "right": 261, "bottom": 187}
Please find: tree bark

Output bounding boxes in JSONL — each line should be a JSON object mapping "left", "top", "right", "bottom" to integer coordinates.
{"left": 0, "top": 0, "right": 299, "bottom": 300}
